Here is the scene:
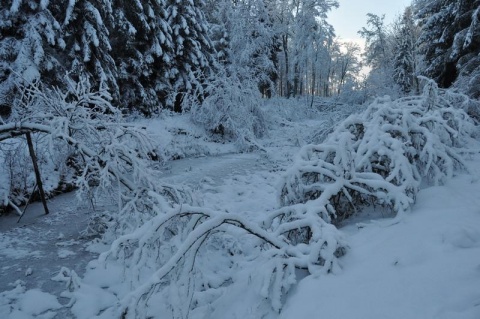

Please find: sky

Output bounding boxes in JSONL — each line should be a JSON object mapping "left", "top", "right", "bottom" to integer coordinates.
{"left": 328, "top": 0, "right": 413, "bottom": 41}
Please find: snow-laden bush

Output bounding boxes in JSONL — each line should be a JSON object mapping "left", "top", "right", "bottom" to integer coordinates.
{"left": 190, "top": 72, "right": 266, "bottom": 151}
{"left": 259, "top": 97, "right": 364, "bottom": 148}
{"left": 280, "top": 83, "right": 476, "bottom": 224}
{"left": 307, "top": 101, "right": 366, "bottom": 144}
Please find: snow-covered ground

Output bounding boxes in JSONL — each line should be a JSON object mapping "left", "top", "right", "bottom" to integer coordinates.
{"left": 0, "top": 194, "right": 101, "bottom": 318}
{"left": 1, "top": 99, "right": 480, "bottom": 319}
{"left": 280, "top": 171, "right": 480, "bottom": 319}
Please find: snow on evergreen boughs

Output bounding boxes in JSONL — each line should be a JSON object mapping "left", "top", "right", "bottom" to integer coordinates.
{"left": 60, "top": 0, "right": 118, "bottom": 99}
{"left": 415, "top": 0, "right": 480, "bottom": 97}
{"left": 110, "top": 0, "right": 175, "bottom": 113}
{"left": 393, "top": 7, "right": 418, "bottom": 95}
{"left": 280, "top": 87, "right": 476, "bottom": 224}
{"left": 0, "top": 0, "right": 62, "bottom": 114}
{"left": 165, "top": 0, "right": 214, "bottom": 111}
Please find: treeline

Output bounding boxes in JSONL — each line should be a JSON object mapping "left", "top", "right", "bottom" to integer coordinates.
{"left": 360, "top": 0, "right": 480, "bottom": 102}
{"left": 0, "top": 0, "right": 213, "bottom": 114}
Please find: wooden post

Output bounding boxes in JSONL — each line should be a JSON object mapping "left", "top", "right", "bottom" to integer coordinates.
{"left": 25, "top": 132, "right": 50, "bottom": 215}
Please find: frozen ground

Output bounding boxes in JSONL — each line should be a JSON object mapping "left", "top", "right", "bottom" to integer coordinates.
{"left": 0, "top": 194, "right": 101, "bottom": 318}
{"left": 1, "top": 101, "right": 480, "bottom": 318}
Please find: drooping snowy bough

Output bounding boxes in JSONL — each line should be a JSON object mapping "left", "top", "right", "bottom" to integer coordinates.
{"left": 280, "top": 83, "right": 476, "bottom": 224}
{"left": 62, "top": 204, "right": 346, "bottom": 319}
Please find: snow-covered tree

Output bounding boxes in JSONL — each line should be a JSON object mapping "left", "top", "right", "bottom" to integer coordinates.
{"left": 111, "top": 0, "right": 214, "bottom": 113}
{"left": 289, "top": 0, "right": 337, "bottom": 97}
{"left": 190, "top": 69, "right": 267, "bottom": 150}
{"left": 0, "top": 75, "right": 188, "bottom": 228}
{"left": 166, "top": 0, "right": 214, "bottom": 113}
{"left": 108, "top": 0, "right": 174, "bottom": 113}
{"left": 54, "top": 198, "right": 346, "bottom": 318}
{"left": 0, "top": 0, "right": 124, "bottom": 113}
{"left": 358, "top": 13, "right": 390, "bottom": 70}
{"left": 329, "top": 40, "right": 362, "bottom": 97}
{"left": 359, "top": 13, "right": 398, "bottom": 99}
{"left": 52, "top": 0, "right": 119, "bottom": 100}
{"left": 269, "top": 0, "right": 338, "bottom": 97}
{"left": 0, "top": 0, "right": 63, "bottom": 116}
{"left": 188, "top": 0, "right": 276, "bottom": 146}
{"left": 204, "top": 0, "right": 230, "bottom": 65}
{"left": 204, "top": 0, "right": 280, "bottom": 98}
{"left": 393, "top": 6, "right": 419, "bottom": 95}
{"left": 415, "top": 0, "right": 480, "bottom": 98}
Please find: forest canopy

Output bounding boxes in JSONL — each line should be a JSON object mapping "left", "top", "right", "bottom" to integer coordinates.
{"left": 1, "top": 0, "right": 479, "bottom": 116}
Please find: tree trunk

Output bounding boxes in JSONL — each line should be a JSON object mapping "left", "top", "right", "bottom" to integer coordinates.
{"left": 282, "top": 35, "right": 291, "bottom": 98}
{"left": 173, "top": 93, "right": 183, "bottom": 113}
{"left": 26, "top": 132, "right": 50, "bottom": 215}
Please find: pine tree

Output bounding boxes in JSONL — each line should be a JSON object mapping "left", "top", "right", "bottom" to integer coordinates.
{"left": 110, "top": 0, "right": 214, "bottom": 113}
{"left": 0, "top": 1, "right": 120, "bottom": 112}
{"left": 393, "top": 7, "right": 418, "bottom": 95}
{"left": 0, "top": 0, "right": 63, "bottom": 116}
{"left": 53, "top": 0, "right": 119, "bottom": 99}
{"left": 110, "top": 0, "right": 174, "bottom": 113}
{"left": 415, "top": 0, "right": 480, "bottom": 96}
{"left": 166, "top": 0, "right": 214, "bottom": 112}
{"left": 203, "top": 0, "right": 230, "bottom": 66}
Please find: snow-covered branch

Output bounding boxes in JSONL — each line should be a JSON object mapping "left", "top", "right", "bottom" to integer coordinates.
{"left": 88, "top": 202, "right": 346, "bottom": 318}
